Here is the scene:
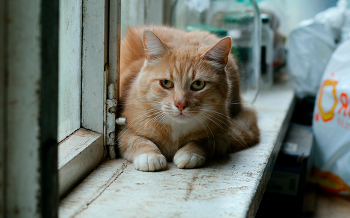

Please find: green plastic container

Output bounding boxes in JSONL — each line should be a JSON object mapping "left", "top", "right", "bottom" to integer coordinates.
{"left": 186, "top": 24, "right": 228, "bottom": 38}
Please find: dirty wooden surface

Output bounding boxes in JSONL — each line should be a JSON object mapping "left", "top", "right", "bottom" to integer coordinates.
{"left": 60, "top": 83, "right": 295, "bottom": 218}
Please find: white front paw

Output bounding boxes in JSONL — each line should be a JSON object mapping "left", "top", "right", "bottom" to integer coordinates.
{"left": 173, "top": 151, "right": 205, "bottom": 169}
{"left": 134, "top": 153, "right": 167, "bottom": 172}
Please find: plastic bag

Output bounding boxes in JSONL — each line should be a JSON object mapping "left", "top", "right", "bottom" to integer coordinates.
{"left": 312, "top": 38, "right": 350, "bottom": 195}
{"left": 288, "top": 0, "right": 350, "bottom": 98}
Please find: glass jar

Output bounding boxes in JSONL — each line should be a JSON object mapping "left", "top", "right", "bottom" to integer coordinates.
{"left": 172, "top": 0, "right": 211, "bottom": 31}
{"left": 171, "top": 0, "right": 261, "bottom": 103}
{"left": 222, "top": 13, "right": 256, "bottom": 98}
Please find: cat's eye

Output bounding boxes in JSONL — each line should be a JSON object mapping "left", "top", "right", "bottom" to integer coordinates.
{"left": 160, "top": 80, "right": 174, "bottom": 89}
{"left": 191, "top": 80, "right": 206, "bottom": 91}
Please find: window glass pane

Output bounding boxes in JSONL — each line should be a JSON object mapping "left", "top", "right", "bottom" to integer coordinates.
{"left": 121, "top": 0, "right": 164, "bottom": 37}
{"left": 58, "top": 0, "right": 82, "bottom": 141}
{"left": 121, "top": 0, "right": 145, "bottom": 37}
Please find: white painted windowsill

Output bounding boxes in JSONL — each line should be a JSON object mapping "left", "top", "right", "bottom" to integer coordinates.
{"left": 59, "top": 82, "right": 295, "bottom": 218}
{"left": 58, "top": 128, "right": 104, "bottom": 197}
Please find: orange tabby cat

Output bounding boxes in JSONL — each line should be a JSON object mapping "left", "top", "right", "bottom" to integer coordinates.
{"left": 118, "top": 26, "right": 259, "bottom": 171}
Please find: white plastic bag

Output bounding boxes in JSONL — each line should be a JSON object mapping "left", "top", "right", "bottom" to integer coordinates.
{"left": 288, "top": 0, "right": 350, "bottom": 98}
{"left": 312, "top": 38, "right": 350, "bottom": 195}
{"left": 288, "top": 22, "right": 337, "bottom": 98}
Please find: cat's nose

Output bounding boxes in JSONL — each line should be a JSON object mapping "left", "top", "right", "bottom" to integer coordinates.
{"left": 175, "top": 101, "right": 187, "bottom": 112}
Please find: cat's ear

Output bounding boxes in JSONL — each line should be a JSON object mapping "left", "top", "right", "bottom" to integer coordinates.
{"left": 202, "top": 36, "right": 232, "bottom": 68}
{"left": 143, "top": 30, "right": 167, "bottom": 63}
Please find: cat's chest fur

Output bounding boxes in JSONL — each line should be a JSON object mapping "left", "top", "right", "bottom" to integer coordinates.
{"left": 155, "top": 120, "right": 201, "bottom": 160}
{"left": 171, "top": 121, "right": 198, "bottom": 141}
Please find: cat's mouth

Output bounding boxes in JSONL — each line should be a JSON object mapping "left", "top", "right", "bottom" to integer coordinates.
{"left": 175, "top": 113, "right": 190, "bottom": 120}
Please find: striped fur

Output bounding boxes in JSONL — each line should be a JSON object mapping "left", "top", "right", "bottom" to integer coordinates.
{"left": 117, "top": 26, "right": 260, "bottom": 171}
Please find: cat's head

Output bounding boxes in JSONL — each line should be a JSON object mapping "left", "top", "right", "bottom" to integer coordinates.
{"left": 135, "top": 29, "right": 232, "bottom": 125}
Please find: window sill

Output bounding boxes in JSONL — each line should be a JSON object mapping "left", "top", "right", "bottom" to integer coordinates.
{"left": 58, "top": 128, "right": 104, "bottom": 197}
{"left": 59, "top": 82, "right": 295, "bottom": 218}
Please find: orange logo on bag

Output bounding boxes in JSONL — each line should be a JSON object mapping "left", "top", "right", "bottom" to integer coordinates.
{"left": 318, "top": 79, "right": 338, "bottom": 122}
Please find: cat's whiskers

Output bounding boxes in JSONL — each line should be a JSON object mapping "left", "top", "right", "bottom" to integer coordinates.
{"left": 200, "top": 113, "right": 236, "bottom": 147}
{"left": 126, "top": 108, "right": 159, "bottom": 125}
{"left": 194, "top": 115, "right": 216, "bottom": 157}
{"left": 162, "top": 108, "right": 185, "bottom": 117}
{"left": 193, "top": 117, "right": 210, "bottom": 141}
{"left": 159, "top": 113, "right": 169, "bottom": 126}
{"left": 201, "top": 112, "right": 247, "bottom": 149}
{"left": 117, "top": 112, "right": 161, "bottom": 142}
{"left": 201, "top": 108, "right": 255, "bottom": 140}
{"left": 150, "top": 113, "right": 168, "bottom": 136}
{"left": 200, "top": 113, "right": 230, "bottom": 145}
{"left": 117, "top": 109, "right": 163, "bottom": 141}
{"left": 134, "top": 112, "right": 166, "bottom": 137}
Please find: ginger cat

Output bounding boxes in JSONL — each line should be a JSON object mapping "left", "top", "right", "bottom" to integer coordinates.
{"left": 118, "top": 26, "right": 260, "bottom": 171}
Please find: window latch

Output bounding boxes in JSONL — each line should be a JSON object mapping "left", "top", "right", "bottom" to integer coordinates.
{"left": 116, "top": 117, "right": 126, "bottom": 125}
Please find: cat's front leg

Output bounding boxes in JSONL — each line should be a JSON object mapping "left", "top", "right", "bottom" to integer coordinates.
{"left": 118, "top": 130, "right": 167, "bottom": 172}
{"left": 173, "top": 142, "right": 206, "bottom": 169}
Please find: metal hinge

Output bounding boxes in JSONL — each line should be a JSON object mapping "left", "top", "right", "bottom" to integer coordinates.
{"left": 106, "top": 84, "right": 117, "bottom": 158}
{"left": 106, "top": 83, "right": 127, "bottom": 159}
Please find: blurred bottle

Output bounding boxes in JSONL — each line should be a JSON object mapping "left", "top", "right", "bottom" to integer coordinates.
{"left": 260, "top": 14, "right": 274, "bottom": 88}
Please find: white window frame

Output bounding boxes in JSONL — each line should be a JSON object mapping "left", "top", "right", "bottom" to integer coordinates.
{"left": 58, "top": 0, "right": 115, "bottom": 197}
